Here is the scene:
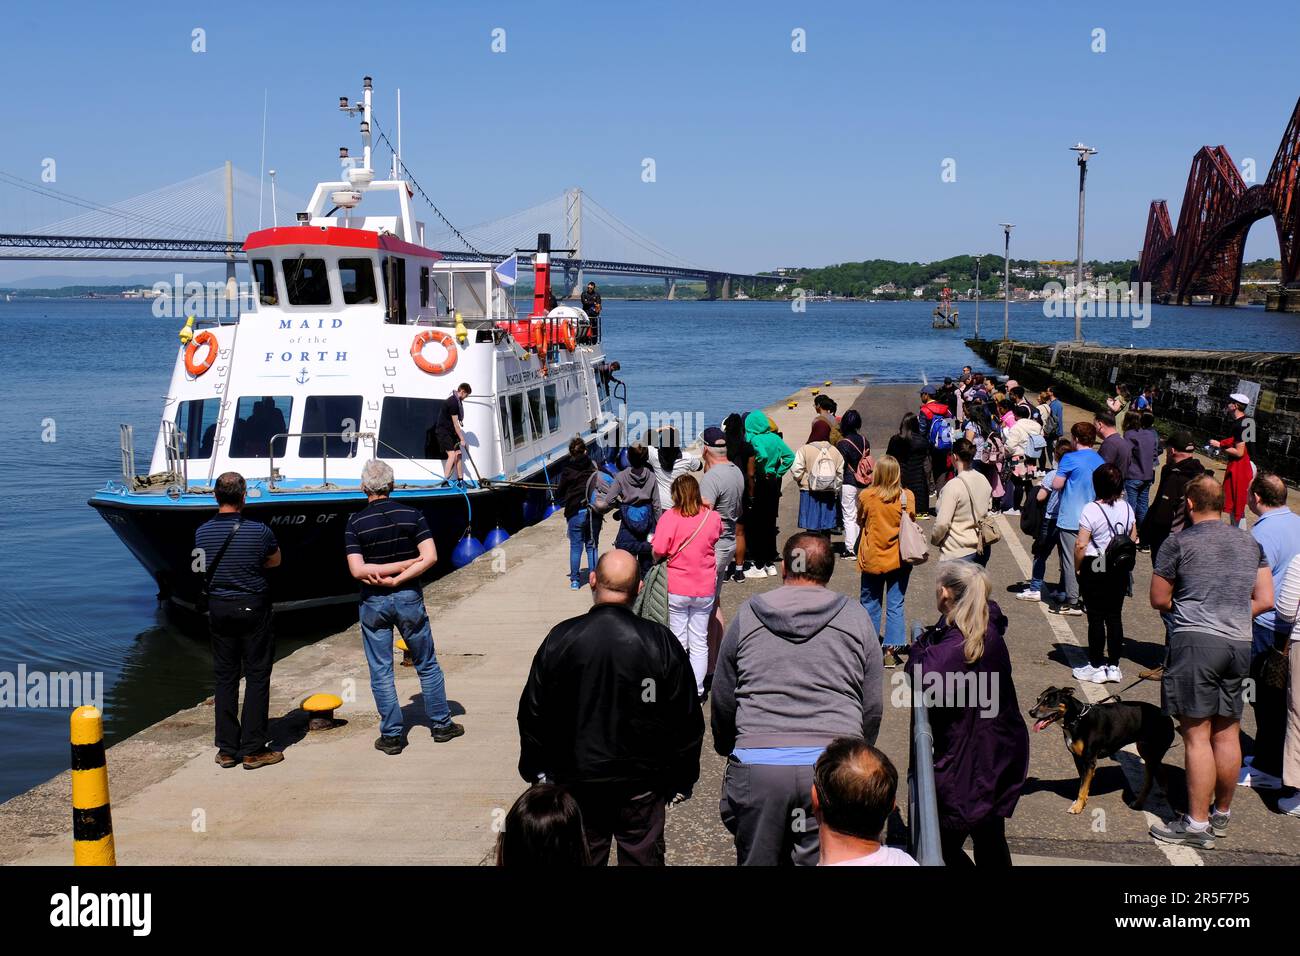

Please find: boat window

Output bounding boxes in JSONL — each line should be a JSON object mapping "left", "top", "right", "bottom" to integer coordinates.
{"left": 419, "top": 267, "right": 429, "bottom": 308}
{"left": 451, "top": 270, "right": 488, "bottom": 318}
{"left": 299, "top": 395, "right": 363, "bottom": 460}
{"left": 377, "top": 396, "right": 442, "bottom": 460}
{"left": 508, "top": 393, "right": 527, "bottom": 448}
{"left": 544, "top": 383, "right": 560, "bottom": 434}
{"left": 339, "top": 258, "right": 378, "bottom": 305}
{"left": 527, "top": 388, "right": 545, "bottom": 442}
{"left": 229, "top": 395, "right": 293, "bottom": 458}
{"left": 175, "top": 397, "right": 221, "bottom": 460}
{"left": 282, "top": 257, "right": 331, "bottom": 306}
{"left": 381, "top": 256, "right": 407, "bottom": 324}
{"left": 429, "top": 271, "right": 451, "bottom": 315}
{"left": 497, "top": 396, "right": 511, "bottom": 449}
{"left": 251, "top": 259, "right": 278, "bottom": 306}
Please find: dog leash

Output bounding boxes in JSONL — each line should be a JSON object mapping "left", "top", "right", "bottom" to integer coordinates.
{"left": 1077, "top": 666, "right": 1164, "bottom": 715}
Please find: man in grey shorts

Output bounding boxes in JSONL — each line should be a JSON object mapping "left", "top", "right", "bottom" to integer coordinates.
{"left": 1148, "top": 474, "right": 1273, "bottom": 849}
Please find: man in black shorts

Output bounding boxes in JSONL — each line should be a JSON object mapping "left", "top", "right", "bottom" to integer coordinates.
{"left": 435, "top": 382, "right": 471, "bottom": 483}
{"left": 1148, "top": 474, "right": 1273, "bottom": 849}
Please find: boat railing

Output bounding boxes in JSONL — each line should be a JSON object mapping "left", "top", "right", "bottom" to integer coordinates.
{"left": 120, "top": 424, "right": 136, "bottom": 484}
{"left": 161, "top": 420, "right": 189, "bottom": 489}
{"left": 267, "top": 430, "right": 464, "bottom": 491}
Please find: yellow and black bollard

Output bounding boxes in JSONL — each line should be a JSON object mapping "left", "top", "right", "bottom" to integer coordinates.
{"left": 70, "top": 706, "right": 115, "bottom": 866}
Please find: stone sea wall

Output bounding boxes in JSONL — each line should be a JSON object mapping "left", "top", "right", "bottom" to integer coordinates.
{"left": 967, "top": 339, "right": 1300, "bottom": 482}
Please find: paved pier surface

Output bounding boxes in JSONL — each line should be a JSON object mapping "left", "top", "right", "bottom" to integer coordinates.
{"left": 3, "top": 381, "right": 1299, "bottom": 865}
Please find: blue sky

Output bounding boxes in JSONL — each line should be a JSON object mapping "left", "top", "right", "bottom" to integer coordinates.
{"left": 2, "top": 0, "right": 1297, "bottom": 278}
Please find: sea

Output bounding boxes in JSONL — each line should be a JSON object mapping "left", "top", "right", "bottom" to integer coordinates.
{"left": 2, "top": 296, "right": 1298, "bottom": 801}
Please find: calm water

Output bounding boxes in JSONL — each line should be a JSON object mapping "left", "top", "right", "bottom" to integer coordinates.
{"left": 2, "top": 297, "right": 1297, "bottom": 801}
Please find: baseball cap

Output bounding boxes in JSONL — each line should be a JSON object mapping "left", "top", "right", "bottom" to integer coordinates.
{"left": 1166, "top": 429, "right": 1196, "bottom": 453}
{"left": 920, "top": 385, "right": 936, "bottom": 396}
{"left": 702, "top": 426, "right": 727, "bottom": 449}
{"left": 1229, "top": 392, "right": 1251, "bottom": 406}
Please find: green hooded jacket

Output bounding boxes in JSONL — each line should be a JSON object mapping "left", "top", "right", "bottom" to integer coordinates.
{"left": 745, "top": 410, "right": 795, "bottom": 478}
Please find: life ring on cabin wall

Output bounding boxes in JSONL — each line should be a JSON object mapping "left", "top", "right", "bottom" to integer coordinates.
{"left": 558, "top": 319, "right": 577, "bottom": 352}
{"left": 411, "top": 329, "right": 458, "bottom": 375}
{"left": 184, "top": 331, "right": 218, "bottom": 377}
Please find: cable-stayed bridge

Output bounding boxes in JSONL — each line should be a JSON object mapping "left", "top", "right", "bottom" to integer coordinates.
{"left": 0, "top": 165, "right": 780, "bottom": 298}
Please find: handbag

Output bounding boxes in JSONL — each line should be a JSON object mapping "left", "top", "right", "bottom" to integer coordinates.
{"left": 958, "top": 474, "right": 1000, "bottom": 554}
{"left": 898, "top": 494, "right": 929, "bottom": 565}
{"left": 634, "top": 509, "right": 711, "bottom": 625}
{"left": 196, "top": 519, "right": 243, "bottom": 614}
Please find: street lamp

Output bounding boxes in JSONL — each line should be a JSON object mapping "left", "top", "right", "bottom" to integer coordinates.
{"left": 999, "top": 223, "right": 1014, "bottom": 341}
{"left": 1069, "top": 143, "right": 1097, "bottom": 344}
{"left": 973, "top": 254, "right": 983, "bottom": 340}
{"left": 269, "top": 169, "right": 279, "bottom": 228}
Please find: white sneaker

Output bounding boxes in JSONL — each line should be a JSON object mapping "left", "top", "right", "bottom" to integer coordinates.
{"left": 764, "top": 564, "right": 779, "bottom": 577}
{"left": 1278, "top": 791, "right": 1300, "bottom": 817}
{"left": 1237, "top": 765, "right": 1284, "bottom": 790}
{"left": 1072, "top": 664, "right": 1105, "bottom": 683}
{"left": 1015, "top": 590, "right": 1041, "bottom": 602}
{"left": 1105, "top": 665, "right": 1123, "bottom": 683}
{"left": 743, "top": 565, "right": 767, "bottom": 580}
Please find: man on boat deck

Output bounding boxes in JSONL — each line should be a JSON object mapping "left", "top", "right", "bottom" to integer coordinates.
{"left": 346, "top": 459, "right": 464, "bottom": 755}
{"left": 435, "top": 383, "right": 472, "bottom": 484}
{"left": 581, "top": 281, "right": 602, "bottom": 339}
{"left": 195, "top": 471, "right": 283, "bottom": 771}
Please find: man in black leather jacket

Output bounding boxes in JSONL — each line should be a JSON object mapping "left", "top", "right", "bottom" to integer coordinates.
{"left": 517, "top": 549, "right": 703, "bottom": 865}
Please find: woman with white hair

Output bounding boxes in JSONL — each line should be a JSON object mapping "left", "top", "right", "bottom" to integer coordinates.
{"left": 904, "top": 560, "right": 1028, "bottom": 867}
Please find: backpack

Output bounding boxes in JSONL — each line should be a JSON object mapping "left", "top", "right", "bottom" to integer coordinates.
{"left": 1040, "top": 405, "right": 1058, "bottom": 437}
{"left": 621, "top": 501, "right": 654, "bottom": 536}
{"left": 927, "top": 415, "right": 955, "bottom": 451}
{"left": 1027, "top": 431, "right": 1047, "bottom": 457}
{"left": 587, "top": 470, "right": 613, "bottom": 508}
{"left": 1098, "top": 505, "right": 1137, "bottom": 576}
{"left": 808, "top": 445, "right": 840, "bottom": 492}
{"left": 838, "top": 435, "right": 874, "bottom": 486}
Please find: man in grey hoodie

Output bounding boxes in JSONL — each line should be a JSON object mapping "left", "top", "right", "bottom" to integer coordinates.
{"left": 710, "top": 532, "right": 884, "bottom": 865}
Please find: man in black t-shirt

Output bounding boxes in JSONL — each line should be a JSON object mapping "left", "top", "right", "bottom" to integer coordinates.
{"left": 434, "top": 382, "right": 472, "bottom": 483}
{"left": 194, "top": 472, "right": 282, "bottom": 770}
{"left": 345, "top": 459, "right": 463, "bottom": 755}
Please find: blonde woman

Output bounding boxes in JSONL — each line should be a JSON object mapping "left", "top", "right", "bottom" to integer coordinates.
{"left": 856, "top": 454, "right": 915, "bottom": 662}
{"left": 904, "top": 561, "right": 1028, "bottom": 867}
{"left": 652, "top": 473, "right": 722, "bottom": 697}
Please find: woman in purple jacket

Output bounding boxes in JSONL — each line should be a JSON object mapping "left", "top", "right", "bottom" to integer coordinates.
{"left": 905, "top": 560, "right": 1029, "bottom": 866}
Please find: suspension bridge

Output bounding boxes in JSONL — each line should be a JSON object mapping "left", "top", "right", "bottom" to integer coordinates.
{"left": 0, "top": 163, "right": 782, "bottom": 299}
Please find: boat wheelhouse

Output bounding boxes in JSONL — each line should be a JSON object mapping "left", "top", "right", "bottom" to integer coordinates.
{"left": 90, "top": 76, "right": 623, "bottom": 610}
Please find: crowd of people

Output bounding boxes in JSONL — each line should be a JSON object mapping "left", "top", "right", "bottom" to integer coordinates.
{"left": 193, "top": 365, "right": 1299, "bottom": 865}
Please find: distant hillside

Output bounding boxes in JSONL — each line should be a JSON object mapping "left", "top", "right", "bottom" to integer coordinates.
{"left": 784, "top": 255, "right": 1139, "bottom": 298}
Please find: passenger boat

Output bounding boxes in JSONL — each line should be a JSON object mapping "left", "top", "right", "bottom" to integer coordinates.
{"left": 931, "top": 287, "right": 959, "bottom": 329}
{"left": 89, "top": 77, "right": 624, "bottom": 611}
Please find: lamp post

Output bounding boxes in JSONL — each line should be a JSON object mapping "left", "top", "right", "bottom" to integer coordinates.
{"left": 1069, "top": 143, "right": 1097, "bottom": 344}
{"left": 999, "top": 223, "right": 1014, "bottom": 341}
{"left": 973, "top": 254, "right": 983, "bottom": 340}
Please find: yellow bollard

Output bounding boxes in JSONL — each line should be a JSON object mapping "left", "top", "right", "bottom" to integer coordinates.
{"left": 70, "top": 706, "right": 115, "bottom": 866}
{"left": 824, "top": 380, "right": 832, "bottom": 386}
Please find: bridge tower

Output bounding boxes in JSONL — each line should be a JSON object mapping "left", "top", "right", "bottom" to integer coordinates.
{"left": 224, "top": 161, "right": 237, "bottom": 304}
{"left": 564, "top": 187, "right": 583, "bottom": 298}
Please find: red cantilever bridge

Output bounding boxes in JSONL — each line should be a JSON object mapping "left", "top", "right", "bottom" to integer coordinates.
{"left": 1137, "top": 96, "right": 1300, "bottom": 305}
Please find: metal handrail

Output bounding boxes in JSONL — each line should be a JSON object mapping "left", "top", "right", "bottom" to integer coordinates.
{"left": 161, "top": 420, "right": 188, "bottom": 489}
{"left": 907, "top": 622, "right": 946, "bottom": 866}
{"left": 267, "top": 430, "right": 359, "bottom": 490}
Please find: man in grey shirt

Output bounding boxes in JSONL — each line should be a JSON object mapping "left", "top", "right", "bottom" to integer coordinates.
{"left": 1148, "top": 474, "right": 1272, "bottom": 850}
{"left": 698, "top": 426, "right": 746, "bottom": 591}
{"left": 711, "top": 532, "right": 883, "bottom": 865}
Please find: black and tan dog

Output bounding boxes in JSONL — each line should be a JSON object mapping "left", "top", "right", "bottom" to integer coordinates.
{"left": 1029, "top": 686, "right": 1175, "bottom": 814}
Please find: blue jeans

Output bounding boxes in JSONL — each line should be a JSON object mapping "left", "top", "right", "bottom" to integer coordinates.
{"left": 958, "top": 548, "right": 991, "bottom": 567}
{"left": 860, "top": 566, "right": 911, "bottom": 648}
{"left": 1029, "top": 550, "right": 1048, "bottom": 593}
{"left": 359, "top": 589, "right": 451, "bottom": 738}
{"left": 567, "top": 509, "right": 602, "bottom": 585}
{"left": 1125, "top": 479, "right": 1152, "bottom": 529}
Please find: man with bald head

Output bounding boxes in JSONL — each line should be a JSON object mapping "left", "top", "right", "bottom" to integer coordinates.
{"left": 517, "top": 549, "right": 703, "bottom": 865}
{"left": 1242, "top": 473, "right": 1300, "bottom": 789}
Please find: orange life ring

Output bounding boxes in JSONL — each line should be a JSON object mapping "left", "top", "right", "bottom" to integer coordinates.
{"left": 411, "top": 329, "right": 458, "bottom": 375}
{"left": 558, "top": 319, "right": 577, "bottom": 352}
{"left": 184, "top": 331, "right": 218, "bottom": 377}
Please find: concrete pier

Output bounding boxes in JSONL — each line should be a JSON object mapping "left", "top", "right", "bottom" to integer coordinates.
{"left": 4, "top": 381, "right": 1300, "bottom": 865}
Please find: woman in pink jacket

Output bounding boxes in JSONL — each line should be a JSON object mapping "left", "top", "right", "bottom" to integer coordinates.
{"left": 652, "top": 473, "right": 722, "bottom": 697}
